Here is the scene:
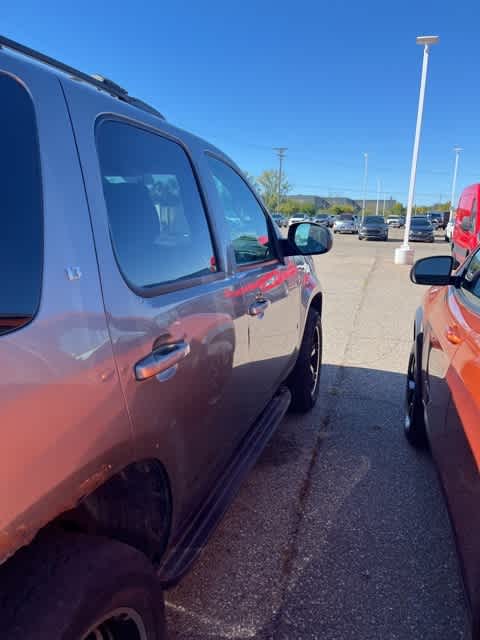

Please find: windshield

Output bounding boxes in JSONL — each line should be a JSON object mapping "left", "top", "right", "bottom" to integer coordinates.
{"left": 364, "top": 216, "right": 384, "bottom": 224}
{"left": 411, "top": 217, "right": 431, "bottom": 227}
{"left": 338, "top": 214, "right": 354, "bottom": 221}
{"left": 316, "top": 214, "right": 328, "bottom": 220}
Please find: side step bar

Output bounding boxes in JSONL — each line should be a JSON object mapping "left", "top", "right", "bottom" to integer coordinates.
{"left": 158, "top": 386, "right": 291, "bottom": 586}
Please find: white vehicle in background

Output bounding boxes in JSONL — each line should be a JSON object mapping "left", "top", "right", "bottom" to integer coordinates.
{"left": 289, "top": 213, "right": 306, "bottom": 226}
{"left": 445, "top": 218, "right": 454, "bottom": 243}
{"left": 386, "top": 215, "right": 405, "bottom": 228}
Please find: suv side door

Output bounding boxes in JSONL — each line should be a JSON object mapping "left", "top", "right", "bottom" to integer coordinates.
{"left": 62, "top": 85, "right": 253, "bottom": 527}
{"left": 205, "top": 155, "right": 301, "bottom": 417}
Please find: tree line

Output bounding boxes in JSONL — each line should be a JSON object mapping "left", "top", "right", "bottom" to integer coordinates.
{"left": 246, "top": 168, "right": 450, "bottom": 217}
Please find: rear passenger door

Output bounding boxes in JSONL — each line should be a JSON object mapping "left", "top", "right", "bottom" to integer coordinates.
{"left": 63, "top": 92, "right": 253, "bottom": 525}
{"left": 205, "top": 155, "right": 301, "bottom": 416}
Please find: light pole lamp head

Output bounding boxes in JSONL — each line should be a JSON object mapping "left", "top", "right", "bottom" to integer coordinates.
{"left": 416, "top": 35, "right": 439, "bottom": 46}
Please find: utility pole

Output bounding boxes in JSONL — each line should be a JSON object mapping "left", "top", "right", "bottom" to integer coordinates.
{"left": 273, "top": 147, "right": 287, "bottom": 212}
{"left": 375, "top": 178, "right": 381, "bottom": 215}
{"left": 449, "top": 147, "right": 462, "bottom": 222}
{"left": 382, "top": 191, "right": 386, "bottom": 216}
{"left": 362, "top": 153, "right": 368, "bottom": 221}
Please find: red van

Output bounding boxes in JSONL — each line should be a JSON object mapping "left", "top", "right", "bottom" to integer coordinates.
{"left": 452, "top": 183, "right": 480, "bottom": 266}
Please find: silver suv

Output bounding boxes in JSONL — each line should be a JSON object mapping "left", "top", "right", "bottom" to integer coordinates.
{"left": 0, "top": 36, "right": 332, "bottom": 639}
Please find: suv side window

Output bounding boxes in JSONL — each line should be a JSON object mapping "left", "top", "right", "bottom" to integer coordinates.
{"left": 470, "top": 198, "right": 477, "bottom": 231}
{"left": 460, "top": 249, "right": 480, "bottom": 305}
{"left": 97, "top": 121, "right": 216, "bottom": 291}
{"left": 0, "top": 74, "right": 42, "bottom": 335}
{"left": 206, "top": 155, "right": 275, "bottom": 265}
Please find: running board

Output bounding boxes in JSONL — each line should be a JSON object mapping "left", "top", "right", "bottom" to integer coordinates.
{"left": 158, "top": 386, "right": 291, "bottom": 586}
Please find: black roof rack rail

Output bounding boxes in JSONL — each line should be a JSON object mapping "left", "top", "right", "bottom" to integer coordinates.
{"left": 0, "top": 35, "right": 165, "bottom": 120}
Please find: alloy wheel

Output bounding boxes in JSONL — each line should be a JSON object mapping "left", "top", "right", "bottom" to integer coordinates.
{"left": 310, "top": 325, "right": 321, "bottom": 397}
{"left": 82, "top": 608, "right": 148, "bottom": 640}
{"left": 405, "top": 353, "right": 417, "bottom": 431}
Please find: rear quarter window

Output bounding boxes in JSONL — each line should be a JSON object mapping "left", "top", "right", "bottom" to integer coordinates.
{"left": 0, "top": 74, "right": 42, "bottom": 334}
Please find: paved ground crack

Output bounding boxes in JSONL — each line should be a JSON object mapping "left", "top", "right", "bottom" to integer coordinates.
{"left": 262, "top": 256, "right": 378, "bottom": 639}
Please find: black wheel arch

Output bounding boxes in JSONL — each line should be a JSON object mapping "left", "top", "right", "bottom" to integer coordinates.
{"left": 57, "top": 459, "right": 173, "bottom": 565}
{"left": 308, "top": 292, "right": 323, "bottom": 318}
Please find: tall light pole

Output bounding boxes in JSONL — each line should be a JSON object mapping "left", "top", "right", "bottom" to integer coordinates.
{"left": 362, "top": 152, "right": 368, "bottom": 220}
{"left": 395, "top": 35, "right": 439, "bottom": 265}
{"left": 382, "top": 191, "right": 386, "bottom": 216}
{"left": 375, "top": 178, "right": 381, "bottom": 215}
{"left": 273, "top": 147, "right": 287, "bottom": 212}
{"left": 449, "top": 146, "right": 462, "bottom": 222}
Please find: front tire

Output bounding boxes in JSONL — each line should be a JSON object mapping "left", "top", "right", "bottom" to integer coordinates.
{"left": 0, "top": 531, "right": 166, "bottom": 640}
{"left": 404, "top": 346, "right": 427, "bottom": 448}
{"left": 288, "top": 309, "right": 322, "bottom": 413}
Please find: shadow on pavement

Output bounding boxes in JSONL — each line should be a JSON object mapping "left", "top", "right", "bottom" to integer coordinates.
{"left": 166, "top": 363, "right": 468, "bottom": 640}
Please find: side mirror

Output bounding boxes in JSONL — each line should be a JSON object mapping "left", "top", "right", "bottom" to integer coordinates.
{"left": 410, "top": 255, "right": 455, "bottom": 286}
{"left": 282, "top": 222, "right": 333, "bottom": 256}
{"left": 461, "top": 216, "right": 472, "bottom": 232}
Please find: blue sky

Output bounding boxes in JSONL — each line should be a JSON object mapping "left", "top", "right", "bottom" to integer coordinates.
{"left": 3, "top": 1, "right": 479, "bottom": 204}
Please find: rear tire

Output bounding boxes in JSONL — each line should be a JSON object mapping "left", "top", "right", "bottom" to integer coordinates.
{"left": 404, "top": 346, "right": 428, "bottom": 448}
{"left": 288, "top": 309, "right": 322, "bottom": 413}
{"left": 0, "top": 530, "right": 166, "bottom": 640}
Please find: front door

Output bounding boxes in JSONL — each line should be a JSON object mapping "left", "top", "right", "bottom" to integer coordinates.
{"left": 428, "top": 249, "right": 480, "bottom": 617}
{"left": 205, "top": 155, "right": 300, "bottom": 417}
{"left": 63, "top": 86, "right": 251, "bottom": 525}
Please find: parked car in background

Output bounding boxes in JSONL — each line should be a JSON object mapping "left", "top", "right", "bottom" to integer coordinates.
{"left": 313, "top": 213, "right": 330, "bottom": 227}
{"left": 409, "top": 217, "right": 435, "bottom": 242}
{"left": 445, "top": 218, "right": 454, "bottom": 243}
{"left": 387, "top": 215, "right": 405, "bottom": 228}
{"left": 333, "top": 213, "right": 358, "bottom": 234}
{"left": 358, "top": 215, "right": 388, "bottom": 241}
{"left": 289, "top": 213, "right": 306, "bottom": 226}
{"left": 328, "top": 214, "right": 335, "bottom": 227}
{"left": 0, "top": 36, "right": 334, "bottom": 639}
{"left": 452, "top": 183, "right": 480, "bottom": 267}
{"left": 426, "top": 212, "right": 442, "bottom": 229}
{"left": 271, "top": 212, "right": 288, "bottom": 228}
{"left": 407, "top": 251, "right": 480, "bottom": 640}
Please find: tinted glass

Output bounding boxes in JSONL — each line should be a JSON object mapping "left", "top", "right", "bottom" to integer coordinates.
{"left": 207, "top": 156, "right": 274, "bottom": 265}
{"left": 338, "top": 214, "right": 354, "bottom": 221}
{"left": 0, "top": 75, "right": 42, "bottom": 334}
{"left": 411, "top": 218, "right": 431, "bottom": 227}
{"left": 97, "top": 121, "right": 216, "bottom": 290}
{"left": 461, "top": 250, "right": 480, "bottom": 303}
{"left": 471, "top": 198, "right": 477, "bottom": 229}
{"left": 364, "top": 216, "right": 384, "bottom": 223}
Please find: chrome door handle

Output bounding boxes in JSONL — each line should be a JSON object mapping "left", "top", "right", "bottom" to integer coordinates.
{"left": 135, "top": 341, "right": 190, "bottom": 381}
{"left": 248, "top": 298, "right": 270, "bottom": 317}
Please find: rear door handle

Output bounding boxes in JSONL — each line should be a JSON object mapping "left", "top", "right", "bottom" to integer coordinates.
{"left": 248, "top": 298, "right": 270, "bottom": 317}
{"left": 446, "top": 325, "right": 462, "bottom": 345}
{"left": 135, "top": 341, "right": 190, "bottom": 381}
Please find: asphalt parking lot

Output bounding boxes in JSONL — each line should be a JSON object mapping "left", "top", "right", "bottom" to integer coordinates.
{"left": 165, "top": 227, "right": 468, "bottom": 640}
